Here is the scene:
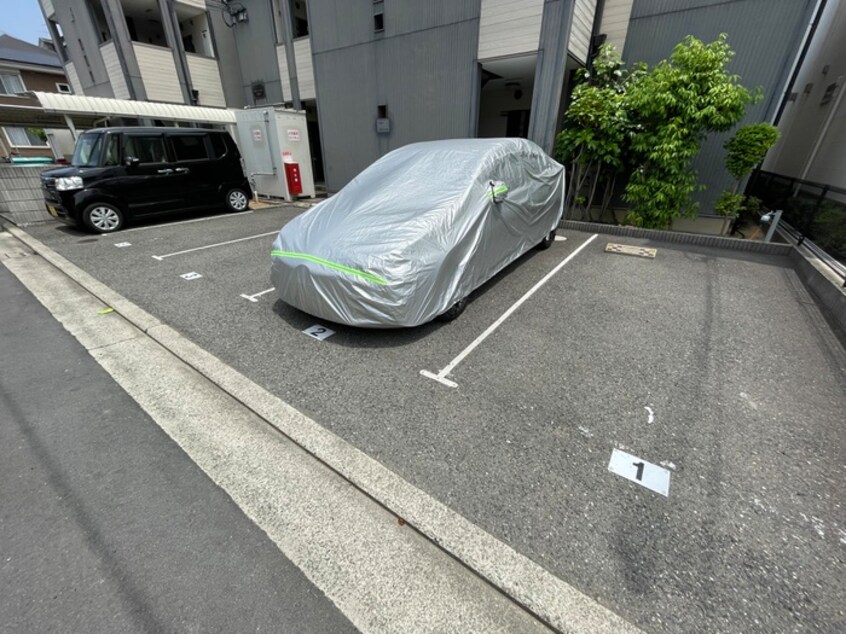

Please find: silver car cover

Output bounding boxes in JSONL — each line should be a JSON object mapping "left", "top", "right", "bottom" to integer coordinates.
{"left": 271, "top": 138, "right": 565, "bottom": 328}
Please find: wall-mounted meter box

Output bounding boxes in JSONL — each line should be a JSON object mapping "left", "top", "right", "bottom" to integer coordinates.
{"left": 234, "top": 107, "right": 316, "bottom": 201}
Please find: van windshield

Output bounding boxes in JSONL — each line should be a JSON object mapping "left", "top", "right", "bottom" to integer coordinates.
{"left": 71, "top": 133, "right": 104, "bottom": 167}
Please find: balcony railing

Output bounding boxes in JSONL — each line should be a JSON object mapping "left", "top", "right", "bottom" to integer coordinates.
{"left": 746, "top": 169, "right": 846, "bottom": 283}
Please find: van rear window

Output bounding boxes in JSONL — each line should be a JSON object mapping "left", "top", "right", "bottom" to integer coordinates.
{"left": 209, "top": 134, "right": 227, "bottom": 159}
{"left": 172, "top": 134, "right": 209, "bottom": 161}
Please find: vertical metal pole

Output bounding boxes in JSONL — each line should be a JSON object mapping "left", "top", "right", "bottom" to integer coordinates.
{"left": 764, "top": 209, "right": 783, "bottom": 243}
{"left": 63, "top": 114, "right": 78, "bottom": 141}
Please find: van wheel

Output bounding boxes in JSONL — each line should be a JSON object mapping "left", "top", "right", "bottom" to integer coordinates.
{"left": 538, "top": 229, "right": 555, "bottom": 250}
{"left": 437, "top": 298, "right": 467, "bottom": 322}
{"left": 225, "top": 188, "right": 250, "bottom": 212}
{"left": 82, "top": 203, "right": 124, "bottom": 233}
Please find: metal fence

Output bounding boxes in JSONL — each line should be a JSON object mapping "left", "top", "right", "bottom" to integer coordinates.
{"left": 746, "top": 170, "right": 846, "bottom": 283}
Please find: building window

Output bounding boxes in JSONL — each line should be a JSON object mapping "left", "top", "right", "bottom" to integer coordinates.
{"left": 4, "top": 127, "right": 49, "bottom": 147}
{"left": 56, "top": 82, "right": 72, "bottom": 94}
{"left": 84, "top": 0, "right": 111, "bottom": 43}
{"left": 289, "top": 0, "right": 309, "bottom": 38}
{"left": 0, "top": 73, "right": 26, "bottom": 95}
{"left": 374, "top": 12, "right": 384, "bottom": 32}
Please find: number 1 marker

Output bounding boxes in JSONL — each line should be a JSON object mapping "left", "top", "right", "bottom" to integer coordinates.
{"left": 608, "top": 449, "right": 671, "bottom": 496}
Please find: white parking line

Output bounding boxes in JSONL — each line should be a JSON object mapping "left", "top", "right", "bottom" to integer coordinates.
{"left": 121, "top": 209, "right": 253, "bottom": 233}
{"left": 241, "top": 287, "right": 275, "bottom": 302}
{"left": 152, "top": 231, "right": 277, "bottom": 261}
{"left": 420, "top": 233, "right": 598, "bottom": 388}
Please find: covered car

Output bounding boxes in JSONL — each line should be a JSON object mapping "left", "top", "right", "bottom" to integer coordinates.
{"left": 271, "top": 138, "right": 565, "bottom": 328}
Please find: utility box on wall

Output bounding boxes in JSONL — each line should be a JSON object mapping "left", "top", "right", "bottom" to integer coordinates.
{"left": 234, "top": 107, "right": 316, "bottom": 201}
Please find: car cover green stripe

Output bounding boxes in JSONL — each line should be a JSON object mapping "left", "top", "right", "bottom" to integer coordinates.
{"left": 271, "top": 250, "right": 388, "bottom": 285}
{"left": 488, "top": 185, "right": 508, "bottom": 197}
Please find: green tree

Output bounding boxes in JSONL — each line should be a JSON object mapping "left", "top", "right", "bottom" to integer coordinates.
{"left": 555, "top": 45, "right": 629, "bottom": 221}
{"left": 713, "top": 122, "right": 779, "bottom": 217}
{"left": 724, "top": 122, "right": 779, "bottom": 192}
{"left": 622, "top": 34, "right": 758, "bottom": 228}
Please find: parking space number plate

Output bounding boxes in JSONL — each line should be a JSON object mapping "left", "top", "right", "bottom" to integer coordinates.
{"left": 608, "top": 449, "right": 671, "bottom": 497}
{"left": 303, "top": 325, "right": 335, "bottom": 340}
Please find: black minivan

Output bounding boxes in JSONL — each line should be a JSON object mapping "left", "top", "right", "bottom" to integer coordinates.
{"left": 41, "top": 127, "right": 252, "bottom": 232}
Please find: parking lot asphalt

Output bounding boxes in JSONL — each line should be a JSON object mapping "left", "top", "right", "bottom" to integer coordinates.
{"left": 25, "top": 207, "right": 846, "bottom": 633}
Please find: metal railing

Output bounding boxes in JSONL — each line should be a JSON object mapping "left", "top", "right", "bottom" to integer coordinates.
{"left": 746, "top": 169, "right": 846, "bottom": 286}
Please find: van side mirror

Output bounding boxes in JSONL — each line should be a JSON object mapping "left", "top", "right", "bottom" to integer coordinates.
{"left": 124, "top": 157, "right": 140, "bottom": 168}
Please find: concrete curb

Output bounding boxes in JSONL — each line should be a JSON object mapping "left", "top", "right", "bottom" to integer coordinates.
{"left": 558, "top": 219, "right": 793, "bottom": 256}
{"left": 4, "top": 223, "right": 642, "bottom": 634}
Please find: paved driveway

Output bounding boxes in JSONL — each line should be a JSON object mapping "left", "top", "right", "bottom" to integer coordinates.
{"left": 26, "top": 207, "right": 846, "bottom": 633}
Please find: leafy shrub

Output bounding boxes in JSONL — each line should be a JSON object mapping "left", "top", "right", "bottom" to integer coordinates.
{"left": 714, "top": 191, "right": 745, "bottom": 217}
{"left": 725, "top": 123, "right": 780, "bottom": 186}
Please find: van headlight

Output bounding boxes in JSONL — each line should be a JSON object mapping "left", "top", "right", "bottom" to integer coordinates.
{"left": 56, "top": 176, "right": 84, "bottom": 191}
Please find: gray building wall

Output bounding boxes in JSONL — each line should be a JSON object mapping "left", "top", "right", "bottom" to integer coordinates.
{"left": 227, "top": 0, "right": 284, "bottom": 106}
{"left": 622, "top": 0, "right": 817, "bottom": 212}
{"left": 206, "top": 8, "right": 247, "bottom": 109}
{"left": 50, "top": 0, "right": 115, "bottom": 98}
{"left": 309, "top": 0, "right": 482, "bottom": 191}
{"left": 763, "top": 0, "right": 846, "bottom": 190}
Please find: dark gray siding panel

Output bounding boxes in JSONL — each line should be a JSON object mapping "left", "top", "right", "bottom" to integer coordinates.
{"left": 384, "top": 0, "right": 481, "bottom": 36}
{"left": 313, "top": 8, "right": 480, "bottom": 191}
{"left": 623, "top": 0, "right": 815, "bottom": 211}
{"left": 307, "top": 0, "right": 373, "bottom": 52}
{"left": 630, "top": 0, "right": 752, "bottom": 19}
{"left": 207, "top": 9, "right": 245, "bottom": 108}
{"left": 313, "top": 44, "right": 379, "bottom": 190}
{"left": 231, "top": 0, "right": 283, "bottom": 105}
{"left": 309, "top": 0, "right": 480, "bottom": 52}
{"left": 54, "top": 0, "right": 113, "bottom": 96}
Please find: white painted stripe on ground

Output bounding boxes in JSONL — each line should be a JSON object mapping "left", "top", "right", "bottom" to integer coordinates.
{"left": 4, "top": 225, "right": 643, "bottom": 634}
{"left": 121, "top": 210, "right": 253, "bottom": 233}
{"left": 241, "top": 287, "right": 275, "bottom": 303}
{"left": 4, "top": 253, "right": 555, "bottom": 634}
{"left": 421, "top": 233, "right": 598, "bottom": 387}
{"left": 152, "top": 231, "right": 277, "bottom": 260}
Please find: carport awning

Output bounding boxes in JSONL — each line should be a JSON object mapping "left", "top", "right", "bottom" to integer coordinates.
{"left": 0, "top": 92, "right": 237, "bottom": 129}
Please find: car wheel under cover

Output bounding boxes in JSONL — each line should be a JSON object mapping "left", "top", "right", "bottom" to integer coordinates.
{"left": 538, "top": 229, "right": 555, "bottom": 250}
{"left": 437, "top": 297, "right": 467, "bottom": 322}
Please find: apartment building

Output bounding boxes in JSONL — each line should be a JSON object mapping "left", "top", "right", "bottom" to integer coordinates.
{"left": 763, "top": 0, "right": 845, "bottom": 192}
{"left": 41, "top": 0, "right": 822, "bottom": 197}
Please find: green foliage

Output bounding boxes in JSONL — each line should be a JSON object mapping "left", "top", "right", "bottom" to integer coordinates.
{"left": 621, "top": 34, "right": 758, "bottom": 228}
{"left": 26, "top": 127, "right": 47, "bottom": 142}
{"left": 556, "top": 35, "right": 761, "bottom": 228}
{"left": 724, "top": 122, "right": 780, "bottom": 183}
{"left": 812, "top": 205, "right": 846, "bottom": 261}
{"left": 555, "top": 45, "right": 629, "bottom": 219}
{"left": 744, "top": 195, "right": 762, "bottom": 214}
{"left": 714, "top": 191, "right": 745, "bottom": 217}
